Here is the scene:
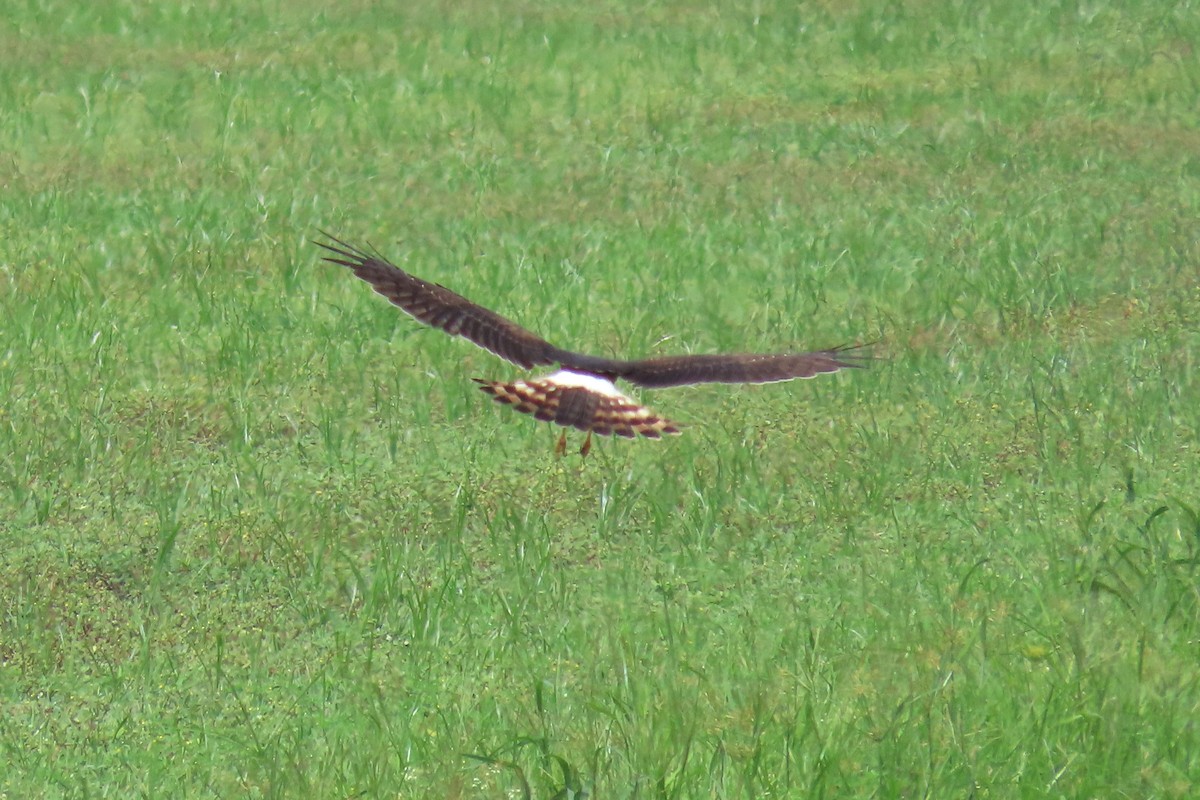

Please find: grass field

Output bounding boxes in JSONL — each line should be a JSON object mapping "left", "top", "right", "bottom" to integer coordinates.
{"left": 3, "top": 0, "right": 1199, "bottom": 796}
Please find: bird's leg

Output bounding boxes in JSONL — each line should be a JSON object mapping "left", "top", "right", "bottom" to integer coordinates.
{"left": 579, "top": 431, "right": 593, "bottom": 458}
{"left": 555, "top": 430, "right": 568, "bottom": 456}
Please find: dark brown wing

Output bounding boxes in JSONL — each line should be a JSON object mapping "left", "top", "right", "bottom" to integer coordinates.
{"left": 603, "top": 345, "right": 874, "bottom": 389}
{"left": 315, "top": 233, "right": 562, "bottom": 370}
{"left": 316, "top": 233, "right": 873, "bottom": 388}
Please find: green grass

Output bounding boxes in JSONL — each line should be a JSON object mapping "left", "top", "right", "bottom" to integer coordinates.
{"left": 3, "top": 0, "right": 1199, "bottom": 796}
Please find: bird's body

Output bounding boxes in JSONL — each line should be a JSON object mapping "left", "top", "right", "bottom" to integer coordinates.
{"left": 316, "top": 234, "right": 871, "bottom": 453}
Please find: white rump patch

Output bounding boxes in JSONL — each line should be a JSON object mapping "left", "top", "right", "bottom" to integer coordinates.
{"left": 544, "top": 370, "right": 629, "bottom": 401}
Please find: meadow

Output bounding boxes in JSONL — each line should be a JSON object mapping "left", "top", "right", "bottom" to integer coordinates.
{"left": 2, "top": 0, "right": 1198, "bottom": 796}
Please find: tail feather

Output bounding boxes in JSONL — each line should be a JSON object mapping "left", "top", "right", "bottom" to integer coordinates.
{"left": 473, "top": 377, "right": 681, "bottom": 439}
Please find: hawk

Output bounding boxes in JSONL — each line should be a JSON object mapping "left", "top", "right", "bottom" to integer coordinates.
{"left": 316, "top": 233, "right": 871, "bottom": 455}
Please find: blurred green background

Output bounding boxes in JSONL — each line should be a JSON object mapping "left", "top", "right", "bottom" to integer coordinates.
{"left": 2, "top": 1, "right": 1197, "bottom": 796}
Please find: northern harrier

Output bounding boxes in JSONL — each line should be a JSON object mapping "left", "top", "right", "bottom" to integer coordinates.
{"left": 316, "top": 234, "right": 871, "bottom": 455}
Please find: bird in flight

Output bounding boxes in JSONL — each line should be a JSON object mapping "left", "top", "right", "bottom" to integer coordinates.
{"left": 316, "top": 233, "right": 871, "bottom": 456}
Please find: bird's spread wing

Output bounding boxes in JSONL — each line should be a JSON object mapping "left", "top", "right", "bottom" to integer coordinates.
{"left": 316, "top": 234, "right": 874, "bottom": 388}
{"left": 315, "top": 233, "right": 563, "bottom": 370}
{"left": 601, "top": 345, "right": 874, "bottom": 389}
